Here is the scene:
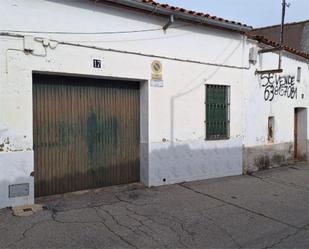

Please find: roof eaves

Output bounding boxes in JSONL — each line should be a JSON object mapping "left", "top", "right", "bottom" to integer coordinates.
{"left": 252, "top": 19, "right": 309, "bottom": 31}
{"left": 248, "top": 34, "right": 309, "bottom": 60}
{"left": 97, "top": 0, "right": 253, "bottom": 33}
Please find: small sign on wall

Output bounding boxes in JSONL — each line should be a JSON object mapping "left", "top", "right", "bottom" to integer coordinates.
{"left": 92, "top": 57, "right": 104, "bottom": 70}
{"left": 93, "top": 59, "right": 102, "bottom": 69}
{"left": 151, "top": 60, "right": 163, "bottom": 87}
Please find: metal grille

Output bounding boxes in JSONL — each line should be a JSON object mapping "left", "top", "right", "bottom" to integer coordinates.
{"left": 33, "top": 74, "right": 140, "bottom": 197}
{"left": 205, "top": 85, "right": 230, "bottom": 140}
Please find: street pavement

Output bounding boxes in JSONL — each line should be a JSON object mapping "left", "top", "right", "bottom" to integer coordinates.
{"left": 1, "top": 163, "right": 309, "bottom": 248}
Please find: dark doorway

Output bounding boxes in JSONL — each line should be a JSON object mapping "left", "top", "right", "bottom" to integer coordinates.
{"left": 294, "top": 108, "right": 307, "bottom": 161}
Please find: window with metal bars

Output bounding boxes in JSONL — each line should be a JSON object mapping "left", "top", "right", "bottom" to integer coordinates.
{"left": 205, "top": 85, "right": 230, "bottom": 140}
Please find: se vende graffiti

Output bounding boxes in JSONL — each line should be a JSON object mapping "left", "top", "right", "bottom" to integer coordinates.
{"left": 260, "top": 73, "right": 298, "bottom": 101}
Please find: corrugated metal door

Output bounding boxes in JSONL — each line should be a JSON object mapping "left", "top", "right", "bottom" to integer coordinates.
{"left": 33, "top": 74, "right": 140, "bottom": 197}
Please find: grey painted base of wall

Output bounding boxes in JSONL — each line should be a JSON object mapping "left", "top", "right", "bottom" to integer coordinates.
{"left": 1, "top": 140, "right": 307, "bottom": 209}
{"left": 148, "top": 138, "right": 243, "bottom": 186}
{"left": 0, "top": 151, "right": 34, "bottom": 209}
{"left": 244, "top": 142, "right": 294, "bottom": 173}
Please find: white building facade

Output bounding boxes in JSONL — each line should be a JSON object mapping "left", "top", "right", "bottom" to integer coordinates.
{"left": 0, "top": 0, "right": 308, "bottom": 209}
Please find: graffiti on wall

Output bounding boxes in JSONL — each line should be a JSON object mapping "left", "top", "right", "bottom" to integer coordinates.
{"left": 260, "top": 73, "right": 297, "bottom": 101}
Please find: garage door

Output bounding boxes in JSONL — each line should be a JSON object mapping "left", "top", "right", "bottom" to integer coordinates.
{"left": 33, "top": 74, "right": 140, "bottom": 197}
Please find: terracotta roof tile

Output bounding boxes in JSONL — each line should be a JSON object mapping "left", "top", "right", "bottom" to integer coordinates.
{"left": 249, "top": 34, "right": 309, "bottom": 59}
{"left": 139, "top": 0, "right": 250, "bottom": 28}
{"left": 101, "top": 0, "right": 307, "bottom": 59}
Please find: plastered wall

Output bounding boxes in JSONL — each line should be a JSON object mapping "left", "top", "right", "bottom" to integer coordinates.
{"left": 0, "top": 0, "right": 307, "bottom": 208}
{"left": 243, "top": 41, "right": 309, "bottom": 172}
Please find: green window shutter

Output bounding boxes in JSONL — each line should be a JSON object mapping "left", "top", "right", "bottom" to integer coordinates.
{"left": 205, "top": 85, "right": 230, "bottom": 140}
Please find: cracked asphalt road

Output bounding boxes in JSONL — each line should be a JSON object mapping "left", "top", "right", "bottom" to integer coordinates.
{"left": 1, "top": 163, "right": 309, "bottom": 249}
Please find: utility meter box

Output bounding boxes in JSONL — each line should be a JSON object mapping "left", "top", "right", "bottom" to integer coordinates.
{"left": 9, "top": 183, "right": 30, "bottom": 198}
{"left": 249, "top": 47, "right": 259, "bottom": 64}
{"left": 23, "top": 35, "right": 35, "bottom": 52}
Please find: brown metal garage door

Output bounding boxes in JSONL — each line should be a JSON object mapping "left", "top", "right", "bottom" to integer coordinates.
{"left": 33, "top": 74, "right": 140, "bottom": 197}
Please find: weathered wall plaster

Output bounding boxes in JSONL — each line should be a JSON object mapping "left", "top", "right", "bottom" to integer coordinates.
{"left": 149, "top": 138, "right": 243, "bottom": 186}
{"left": 244, "top": 142, "right": 294, "bottom": 173}
{"left": 243, "top": 41, "right": 309, "bottom": 172}
{"left": 0, "top": 0, "right": 247, "bottom": 208}
{"left": 0, "top": 0, "right": 308, "bottom": 209}
{"left": 0, "top": 151, "right": 34, "bottom": 208}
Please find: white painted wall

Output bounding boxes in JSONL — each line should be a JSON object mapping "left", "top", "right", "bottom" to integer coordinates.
{"left": 243, "top": 39, "right": 309, "bottom": 171}
{"left": 243, "top": 41, "right": 309, "bottom": 148}
{"left": 0, "top": 0, "right": 307, "bottom": 208}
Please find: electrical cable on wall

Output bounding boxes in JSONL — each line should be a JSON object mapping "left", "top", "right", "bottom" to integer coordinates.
{"left": 56, "top": 40, "right": 251, "bottom": 70}
{"left": 0, "top": 25, "right": 190, "bottom": 35}
{"left": 0, "top": 32, "right": 251, "bottom": 71}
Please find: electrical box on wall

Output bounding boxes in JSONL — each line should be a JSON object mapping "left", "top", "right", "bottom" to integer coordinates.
{"left": 9, "top": 183, "right": 30, "bottom": 198}
{"left": 23, "top": 36, "right": 35, "bottom": 52}
{"left": 249, "top": 47, "right": 259, "bottom": 64}
{"left": 297, "top": 67, "right": 302, "bottom": 82}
